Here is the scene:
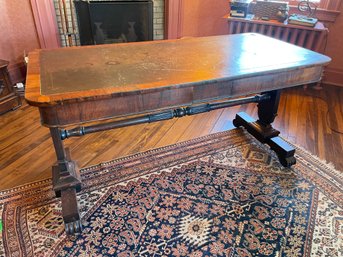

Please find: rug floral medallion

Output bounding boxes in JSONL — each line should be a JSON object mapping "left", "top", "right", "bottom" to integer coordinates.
{"left": 0, "top": 129, "right": 342, "bottom": 257}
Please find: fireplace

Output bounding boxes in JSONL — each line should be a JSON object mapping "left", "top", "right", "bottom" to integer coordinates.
{"left": 74, "top": 0, "right": 153, "bottom": 45}
{"left": 53, "top": 0, "right": 165, "bottom": 46}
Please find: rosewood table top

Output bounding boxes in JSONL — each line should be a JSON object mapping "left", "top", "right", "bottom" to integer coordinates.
{"left": 26, "top": 33, "right": 330, "bottom": 108}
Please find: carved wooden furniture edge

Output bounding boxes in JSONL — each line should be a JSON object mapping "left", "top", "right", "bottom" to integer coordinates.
{"left": 36, "top": 65, "right": 324, "bottom": 127}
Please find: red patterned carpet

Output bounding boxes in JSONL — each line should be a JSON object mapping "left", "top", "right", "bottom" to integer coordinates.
{"left": 0, "top": 129, "right": 342, "bottom": 257}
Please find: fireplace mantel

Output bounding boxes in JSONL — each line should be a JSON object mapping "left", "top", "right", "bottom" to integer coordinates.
{"left": 30, "top": 0, "right": 61, "bottom": 48}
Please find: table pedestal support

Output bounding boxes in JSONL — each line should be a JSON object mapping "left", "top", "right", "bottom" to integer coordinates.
{"left": 233, "top": 90, "right": 296, "bottom": 167}
{"left": 48, "top": 91, "right": 296, "bottom": 235}
{"left": 50, "top": 128, "right": 82, "bottom": 235}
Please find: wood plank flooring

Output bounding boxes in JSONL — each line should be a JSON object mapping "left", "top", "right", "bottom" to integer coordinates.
{"left": 0, "top": 85, "right": 342, "bottom": 191}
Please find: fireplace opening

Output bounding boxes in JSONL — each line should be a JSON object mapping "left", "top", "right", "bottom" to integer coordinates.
{"left": 74, "top": 0, "right": 153, "bottom": 45}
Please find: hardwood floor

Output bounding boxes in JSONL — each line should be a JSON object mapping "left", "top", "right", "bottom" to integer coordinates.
{"left": 0, "top": 85, "right": 342, "bottom": 190}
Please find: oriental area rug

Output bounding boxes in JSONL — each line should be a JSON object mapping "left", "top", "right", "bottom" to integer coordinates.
{"left": 0, "top": 129, "right": 342, "bottom": 257}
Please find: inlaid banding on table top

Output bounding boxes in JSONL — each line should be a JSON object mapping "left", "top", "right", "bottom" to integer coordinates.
{"left": 31, "top": 33, "right": 330, "bottom": 99}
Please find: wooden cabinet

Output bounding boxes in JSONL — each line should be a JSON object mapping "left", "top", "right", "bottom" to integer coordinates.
{"left": 0, "top": 60, "right": 21, "bottom": 115}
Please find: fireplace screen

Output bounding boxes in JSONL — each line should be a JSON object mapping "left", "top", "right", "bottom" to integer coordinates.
{"left": 74, "top": 0, "right": 153, "bottom": 45}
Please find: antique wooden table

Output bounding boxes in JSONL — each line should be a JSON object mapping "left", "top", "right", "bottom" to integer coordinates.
{"left": 25, "top": 33, "right": 330, "bottom": 234}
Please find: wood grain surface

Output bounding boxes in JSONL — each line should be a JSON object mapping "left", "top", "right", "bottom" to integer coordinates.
{"left": 1, "top": 85, "right": 342, "bottom": 190}
{"left": 25, "top": 33, "right": 330, "bottom": 106}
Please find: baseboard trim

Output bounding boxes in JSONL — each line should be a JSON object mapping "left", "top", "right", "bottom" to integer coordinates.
{"left": 323, "top": 67, "right": 343, "bottom": 87}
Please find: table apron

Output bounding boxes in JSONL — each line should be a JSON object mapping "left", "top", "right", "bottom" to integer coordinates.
{"left": 38, "top": 65, "right": 323, "bottom": 127}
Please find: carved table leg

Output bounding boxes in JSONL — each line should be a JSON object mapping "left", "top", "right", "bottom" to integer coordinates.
{"left": 50, "top": 127, "right": 82, "bottom": 234}
{"left": 233, "top": 90, "right": 296, "bottom": 167}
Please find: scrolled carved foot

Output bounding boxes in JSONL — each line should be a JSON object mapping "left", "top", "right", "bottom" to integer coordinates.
{"left": 232, "top": 118, "right": 241, "bottom": 128}
{"left": 232, "top": 112, "right": 256, "bottom": 130}
{"left": 65, "top": 220, "right": 83, "bottom": 235}
{"left": 61, "top": 188, "right": 82, "bottom": 235}
{"left": 278, "top": 156, "right": 296, "bottom": 168}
